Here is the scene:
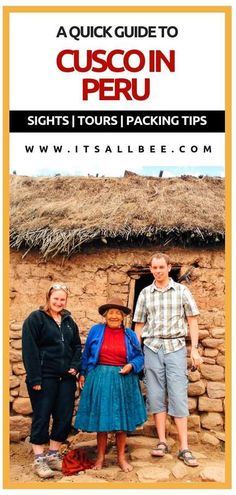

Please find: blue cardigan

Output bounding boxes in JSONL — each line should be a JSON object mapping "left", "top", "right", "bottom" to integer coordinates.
{"left": 80, "top": 323, "right": 144, "bottom": 375}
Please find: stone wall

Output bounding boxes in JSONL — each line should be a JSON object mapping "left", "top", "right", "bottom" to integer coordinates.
{"left": 9, "top": 246, "right": 225, "bottom": 447}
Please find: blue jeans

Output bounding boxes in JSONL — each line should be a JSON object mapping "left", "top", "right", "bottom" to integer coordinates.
{"left": 144, "top": 345, "right": 189, "bottom": 417}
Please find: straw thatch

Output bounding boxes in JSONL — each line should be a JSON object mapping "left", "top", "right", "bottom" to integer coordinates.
{"left": 10, "top": 175, "right": 224, "bottom": 258}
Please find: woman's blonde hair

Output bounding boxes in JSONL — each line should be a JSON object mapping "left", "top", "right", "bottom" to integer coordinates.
{"left": 43, "top": 283, "right": 69, "bottom": 313}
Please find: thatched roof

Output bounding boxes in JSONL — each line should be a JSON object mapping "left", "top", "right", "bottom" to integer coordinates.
{"left": 10, "top": 175, "right": 224, "bottom": 258}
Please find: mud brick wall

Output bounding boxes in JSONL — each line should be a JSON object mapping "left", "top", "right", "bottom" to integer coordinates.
{"left": 9, "top": 247, "right": 225, "bottom": 448}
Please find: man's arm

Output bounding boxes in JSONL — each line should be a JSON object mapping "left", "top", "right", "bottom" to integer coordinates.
{"left": 134, "top": 322, "right": 145, "bottom": 344}
{"left": 187, "top": 315, "right": 203, "bottom": 369}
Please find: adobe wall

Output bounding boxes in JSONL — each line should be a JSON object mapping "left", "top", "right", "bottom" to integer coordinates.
{"left": 9, "top": 246, "right": 225, "bottom": 448}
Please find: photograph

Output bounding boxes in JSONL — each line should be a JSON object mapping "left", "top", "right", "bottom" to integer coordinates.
{"left": 3, "top": 3, "right": 231, "bottom": 490}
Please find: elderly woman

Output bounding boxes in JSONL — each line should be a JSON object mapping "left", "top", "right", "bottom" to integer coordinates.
{"left": 74, "top": 297, "right": 146, "bottom": 472}
{"left": 22, "top": 283, "right": 81, "bottom": 479}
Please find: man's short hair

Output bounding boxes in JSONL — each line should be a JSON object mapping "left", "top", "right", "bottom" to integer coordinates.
{"left": 149, "top": 252, "right": 171, "bottom": 266}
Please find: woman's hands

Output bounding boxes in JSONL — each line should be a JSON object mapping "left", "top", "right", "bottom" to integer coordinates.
{"left": 79, "top": 375, "right": 85, "bottom": 389}
{"left": 119, "top": 363, "right": 133, "bottom": 375}
{"left": 78, "top": 364, "right": 133, "bottom": 389}
{"left": 68, "top": 368, "right": 77, "bottom": 376}
{"left": 32, "top": 368, "right": 77, "bottom": 390}
{"left": 32, "top": 384, "right": 41, "bottom": 391}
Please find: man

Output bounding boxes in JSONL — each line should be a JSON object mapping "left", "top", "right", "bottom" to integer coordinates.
{"left": 133, "top": 252, "right": 202, "bottom": 467}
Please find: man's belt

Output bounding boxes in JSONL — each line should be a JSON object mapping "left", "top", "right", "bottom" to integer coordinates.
{"left": 144, "top": 335, "right": 186, "bottom": 340}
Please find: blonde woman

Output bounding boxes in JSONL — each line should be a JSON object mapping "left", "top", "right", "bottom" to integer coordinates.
{"left": 22, "top": 283, "right": 81, "bottom": 479}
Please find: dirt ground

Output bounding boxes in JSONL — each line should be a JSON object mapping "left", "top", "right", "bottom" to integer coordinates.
{"left": 9, "top": 433, "right": 225, "bottom": 485}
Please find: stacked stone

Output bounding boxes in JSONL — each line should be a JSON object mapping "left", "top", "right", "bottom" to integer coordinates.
{"left": 9, "top": 322, "right": 225, "bottom": 448}
{"left": 186, "top": 325, "right": 225, "bottom": 448}
{"left": 9, "top": 323, "right": 31, "bottom": 442}
{"left": 9, "top": 248, "right": 226, "bottom": 446}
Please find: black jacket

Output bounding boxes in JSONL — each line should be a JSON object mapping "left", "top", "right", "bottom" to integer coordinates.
{"left": 22, "top": 309, "right": 82, "bottom": 386}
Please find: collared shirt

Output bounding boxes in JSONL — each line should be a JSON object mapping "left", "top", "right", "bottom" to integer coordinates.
{"left": 133, "top": 278, "right": 199, "bottom": 354}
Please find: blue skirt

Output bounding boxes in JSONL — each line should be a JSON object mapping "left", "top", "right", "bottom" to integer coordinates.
{"left": 74, "top": 365, "right": 147, "bottom": 432}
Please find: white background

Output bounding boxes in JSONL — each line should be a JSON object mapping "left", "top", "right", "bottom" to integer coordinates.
{"left": 9, "top": 8, "right": 225, "bottom": 174}
{"left": 10, "top": 132, "right": 224, "bottom": 177}
{"left": 10, "top": 12, "right": 224, "bottom": 110}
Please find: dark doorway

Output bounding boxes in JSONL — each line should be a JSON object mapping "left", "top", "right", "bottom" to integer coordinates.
{"left": 131, "top": 266, "right": 180, "bottom": 329}
{"left": 133, "top": 273, "right": 153, "bottom": 319}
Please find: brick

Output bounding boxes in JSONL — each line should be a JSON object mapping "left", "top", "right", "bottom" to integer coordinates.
{"left": 188, "top": 398, "right": 197, "bottom": 412}
{"left": 201, "top": 338, "right": 224, "bottom": 349}
{"left": 211, "top": 328, "right": 225, "bottom": 338}
{"left": 201, "top": 432, "right": 220, "bottom": 446}
{"left": 216, "top": 354, "right": 225, "bottom": 367}
{"left": 9, "top": 375, "right": 20, "bottom": 389}
{"left": 12, "top": 398, "right": 32, "bottom": 415}
{"left": 198, "top": 397, "right": 223, "bottom": 412}
{"left": 200, "top": 412, "right": 224, "bottom": 430}
{"left": 204, "top": 348, "right": 219, "bottom": 357}
{"left": 200, "top": 364, "right": 224, "bottom": 381}
{"left": 207, "top": 382, "right": 225, "bottom": 398}
{"left": 187, "top": 414, "right": 201, "bottom": 431}
{"left": 10, "top": 350, "right": 22, "bottom": 363}
{"left": 188, "top": 380, "right": 206, "bottom": 396}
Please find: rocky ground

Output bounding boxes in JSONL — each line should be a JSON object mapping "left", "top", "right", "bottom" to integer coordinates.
{"left": 10, "top": 433, "right": 225, "bottom": 485}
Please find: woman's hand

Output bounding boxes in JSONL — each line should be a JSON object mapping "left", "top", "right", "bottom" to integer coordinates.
{"left": 119, "top": 364, "right": 133, "bottom": 375}
{"left": 32, "top": 384, "right": 41, "bottom": 391}
{"left": 68, "top": 368, "right": 77, "bottom": 376}
{"left": 79, "top": 375, "right": 85, "bottom": 389}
